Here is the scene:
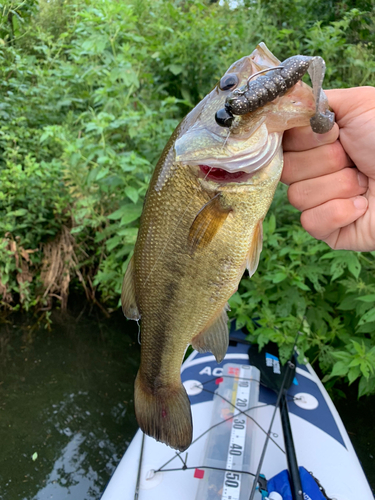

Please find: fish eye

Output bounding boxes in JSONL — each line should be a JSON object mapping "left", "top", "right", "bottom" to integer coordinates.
{"left": 219, "top": 73, "right": 239, "bottom": 91}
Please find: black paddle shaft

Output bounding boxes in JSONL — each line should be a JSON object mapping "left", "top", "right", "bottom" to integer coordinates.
{"left": 280, "top": 370, "right": 303, "bottom": 500}
{"left": 248, "top": 343, "right": 303, "bottom": 500}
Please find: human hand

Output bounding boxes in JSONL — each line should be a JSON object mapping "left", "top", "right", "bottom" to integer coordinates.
{"left": 281, "top": 87, "right": 375, "bottom": 251}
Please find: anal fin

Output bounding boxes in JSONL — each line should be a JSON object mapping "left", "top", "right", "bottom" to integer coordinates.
{"left": 191, "top": 305, "right": 229, "bottom": 363}
{"left": 189, "top": 194, "right": 232, "bottom": 250}
{"left": 121, "top": 256, "right": 140, "bottom": 320}
{"left": 246, "top": 221, "right": 263, "bottom": 278}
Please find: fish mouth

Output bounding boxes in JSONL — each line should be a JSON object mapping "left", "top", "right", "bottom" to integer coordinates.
{"left": 175, "top": 124, "right": 282, "bottom": 178}
{"left": 198, "top": 165, "right": 255, "bottom": 183}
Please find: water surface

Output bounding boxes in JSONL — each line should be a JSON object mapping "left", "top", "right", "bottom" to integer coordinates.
{"left": 0, "top": 310, "right": 140, "bottom": 500}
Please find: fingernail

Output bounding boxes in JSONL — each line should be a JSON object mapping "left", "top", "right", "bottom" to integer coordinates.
{"left": 357, "top": 171, "right": 368, "bottom": 188}
{"left": 314, "top": 132, "right": 329, "bottom": 145}
{"left": 314, "top": 124, "right": 337, "bottom": 145}
{"left": 353, "top": 196, "right": 368, "bottom": 210}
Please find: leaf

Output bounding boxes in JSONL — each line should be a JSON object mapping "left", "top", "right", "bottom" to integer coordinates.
{"left": 320, "top": 251, "right": 337, "bottom": 260}
{"left": 117, "top": 227, "right": 138, "bottom": 243}
{"left": 331, "top": 260, "right": 346, "bottom": 281}
{"left": 320, "top": 250, "right": 360, "bottom": 281}
{"left": 96, "top": 168, "right": 109, "bottom": 181}
{"left": 357, "top": 322, "right": 375, "bottom": 333}
{"left": 356, "top": 294, "right": 375, "bottom": 303}
{"left": 331, "top": 351, "right": 352, "bottom": 362}
{"left": 338, "top": 295, "right": 357, "bottom": 310}
{"left": 348, "top": 365, "right": 361, "bottom": 384}
{"left": 169, "top": 64, "right": 183, "bottom": 75}
{"left": 358, "top": 375, "right": 375, "bottom": 397}
{"left": 346, "top": 253, "right": 361, "bottom": 278}
{"left": 32, "top": 452, "right": 38, "bottom": 461}
{"left": 268, "top": 214, "right": 276, "bottom": 235}
{"left": 351, "top": 340, "right": 365, "bottom": 355}
{"left": 107, "top": 205, "right": 127, "bottom": 220}
{"left": 181, "top": 87, "right": 192, "bottom": 105}
{"left": 358, "top": 308, "right": 375, "bottom": 326}
{"left": 295, "top": 281, "right": 310, "bottom": 291}
{"left": 87, "top": 167, "right": 100, "bottom": 184}
{"left": 330, "top": 361, "right": 349, "bottom": 378}
{"left": 106, "top": 236, "right": 122, "bottom": 251}
{"left": 125, "top": 186, "right": 139, "bottom": 204}
{"left": 40, "top": 130, "right": 53, "bottom": 143}
{"left": 228, "top": 292, "right": 242, "bottom": 307}
{"left": 360, "top": 360, "right": 370, "bottom": 379}
{"left": 348, "top": 358, "right": 361, "bottom": 368}
{"left": 7, "top": 208, "right": 28, "bottom": 217}
{"left": 120, "top": 204, "right": 143, "bottom": 225}
{"left": 236, "top": 314, "right": 248, "bottom": 330}
{"left": 272, "top": 272, "right": 287, "bottom": 283}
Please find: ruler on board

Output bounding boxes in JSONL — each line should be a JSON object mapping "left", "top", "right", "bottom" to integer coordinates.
{"left": 221, "top": 365, "right": 252, "bottom": 500}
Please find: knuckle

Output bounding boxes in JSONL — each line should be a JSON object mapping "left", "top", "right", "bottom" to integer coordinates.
{"left": 300, "top": 209, "right": 321, "bottom": 238}
{"left": 325, "top": 200, "right": 345, "bottom": 226}
{"left": 319, "top": 122, "right": 339, "bottom": 145}
{"left": 301, "top": 200, "right": 342, "bottom": 240}
{"left": 325, "top": 234, "right": 340, "bottom": 250}
{"left": 324, "top": 141, "right": 346, "bottom": 171}
{"left": 287, "top": 183, "right": 305, "bottom": 210}
{"left": 358, "top": 86, "right": 375, "bottom": 101}
{"left": 281, "top": 153, "right": 293, "bottom": 185}
{"left": 338, "top": 168, "right": 358, "bottom": 196}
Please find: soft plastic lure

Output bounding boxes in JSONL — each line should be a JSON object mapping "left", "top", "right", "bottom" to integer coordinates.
{"left": 215, "top": 55, "right": 334, "bottom": 134}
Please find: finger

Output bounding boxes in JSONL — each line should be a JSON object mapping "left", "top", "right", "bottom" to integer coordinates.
{"left": 281, "top": 140, "right": 354, "bottom": 185}
{"left": 283, "top": 122, "right": 339, "bottom": 152}
{"left": 300, "top": 196, "right": 368, "bottom": 242}
{"left": 325, "top": 87, "right": 375, "bottom": 126}
{"left": 288, "top": 168, "right": 368, "bottom": 211}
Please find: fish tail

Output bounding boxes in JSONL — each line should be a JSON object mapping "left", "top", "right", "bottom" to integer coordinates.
{"left": 134, "top": 372, "right": 192, "bottom": 452}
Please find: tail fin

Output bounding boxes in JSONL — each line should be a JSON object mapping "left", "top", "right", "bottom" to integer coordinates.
{"left": 134, "top": 373, "right": 192, "bottom": 452}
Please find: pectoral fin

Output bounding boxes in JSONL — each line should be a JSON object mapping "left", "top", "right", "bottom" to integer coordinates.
{"left": 121, "top": 257, "right": 140, "bottom": 320}
{"left": 191, "top": 305, "right": 230, "bottom": 363}
{"left": 246, "top": 221, "right": 263, "bottom": 277}
{"left": 189, "top": 195, "right": 232, "bottom": 250}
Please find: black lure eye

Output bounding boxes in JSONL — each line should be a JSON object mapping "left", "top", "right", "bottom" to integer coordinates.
{"left": 219, "top": 73, "right": 239, "bottom": 91}
{"left": 215, "top": 108, "right": 234, "bottom": 128}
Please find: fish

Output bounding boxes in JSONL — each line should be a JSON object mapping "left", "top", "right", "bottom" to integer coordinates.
{"left": 121, "top": 42, "right": 334, "bottom": 452}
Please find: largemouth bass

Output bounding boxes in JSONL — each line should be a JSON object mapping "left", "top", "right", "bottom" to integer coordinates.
{"left": 122, "top": 43, "right": 334, "bottom": 452}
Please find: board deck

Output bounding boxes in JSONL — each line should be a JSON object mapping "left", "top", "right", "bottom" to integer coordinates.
{"left": 101, "top": 332, "right": 373, "bottom": 500}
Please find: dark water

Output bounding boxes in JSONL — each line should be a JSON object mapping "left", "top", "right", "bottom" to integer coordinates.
{"left": 0, "top": 309, "right": 374, "bottom": 499}
{"left": 0, "top": 310, "right": 140, "bottom": 500}
{"left": 334, "top": 386, "right": 375, "bottom": 491}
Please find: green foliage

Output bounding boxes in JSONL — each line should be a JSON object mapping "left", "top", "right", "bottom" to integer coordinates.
{"left": 228, "top": 185, "right": 375, "bottom": 397}
{"left": 1, "top": 0, "right": 375, "bottom": 394}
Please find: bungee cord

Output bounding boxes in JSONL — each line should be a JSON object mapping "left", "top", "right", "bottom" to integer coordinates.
{"left": 149, "top": 371, "right": 286, "bottom": 480}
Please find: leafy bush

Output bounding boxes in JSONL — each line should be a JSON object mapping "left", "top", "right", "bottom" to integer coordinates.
{"left": 1, "top": 0, "right": 375, "bottom": 394}
{"left": 229, "top": 186, "right": 375, "bottom": 397}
